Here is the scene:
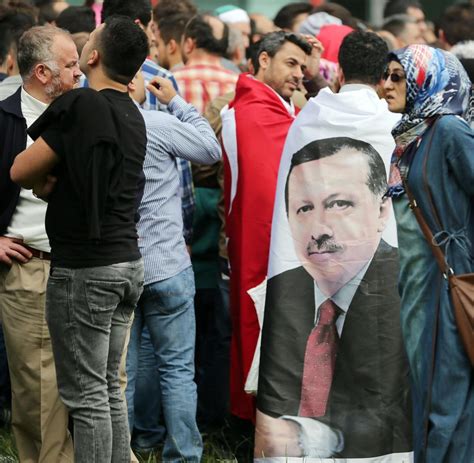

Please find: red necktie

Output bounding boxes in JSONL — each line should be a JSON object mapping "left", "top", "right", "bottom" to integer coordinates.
{"left": 299, "top": 299, "right": 340, "bottom": 417}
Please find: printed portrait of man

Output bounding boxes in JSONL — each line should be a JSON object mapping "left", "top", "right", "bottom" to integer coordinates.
{"left": 255, "top": 137, "right": 412, "bottom": 460}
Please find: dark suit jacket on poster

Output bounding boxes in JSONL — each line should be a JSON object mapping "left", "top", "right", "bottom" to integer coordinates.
{"left": 257, "top": 241, "right": 412, "bottom": 458}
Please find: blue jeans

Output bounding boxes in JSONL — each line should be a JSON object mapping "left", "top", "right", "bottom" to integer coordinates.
{"left": 46, "top": 259, "right": 144, "bottom": 463}
{"left": 126, "top": 266, "right": 202, "bottom": 462}
{"left": 127, "top": 325, "right": 165, "bottom": 450}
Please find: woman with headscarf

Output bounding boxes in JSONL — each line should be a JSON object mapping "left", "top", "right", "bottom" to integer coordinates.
{"left": 384, "top": 44, "right": 474, "bottom": 463}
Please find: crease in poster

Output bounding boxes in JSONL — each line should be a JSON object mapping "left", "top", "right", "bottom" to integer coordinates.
{"left": 254, "top": 87, "right": 413, "bottom": 462}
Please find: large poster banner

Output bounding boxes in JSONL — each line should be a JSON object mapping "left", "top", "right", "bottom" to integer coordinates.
{"left": 254, "top": 87, "right": 413, "bottom": 462}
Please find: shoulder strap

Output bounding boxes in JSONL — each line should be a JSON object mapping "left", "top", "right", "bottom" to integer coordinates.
{"left": 401, "top": 118, "right": 450, "bottom": 276}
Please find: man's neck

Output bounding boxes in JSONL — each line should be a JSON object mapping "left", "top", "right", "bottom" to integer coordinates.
{"left": 254, "top": 73, "right": 291, "bottom": 103}
{"left": 23, "top": 81, "right": 51, "bottom": 104}
{"left": 87, "top": 70, "right": 128, "bottom": 93}
{"left": 342, "top": 80, "right": 377, "bottom": 91}
{"left": 169, "top": 56, "right": 183, "bottom": 71}
{"left": 185, "top": 50, "right": 222, "bottom": 67}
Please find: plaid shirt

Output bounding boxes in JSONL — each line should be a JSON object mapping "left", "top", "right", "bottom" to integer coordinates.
{"left": 173, "top": 58, "right": 238, "bottom": 115}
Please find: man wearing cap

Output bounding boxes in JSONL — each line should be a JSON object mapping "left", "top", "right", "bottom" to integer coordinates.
{"left": 215, "top": 4, "right": 251, "bottom": 49}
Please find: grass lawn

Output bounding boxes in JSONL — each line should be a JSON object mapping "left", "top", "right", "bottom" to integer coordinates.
{"left": 0, "top": 418, "right": 254, "bottom": 462}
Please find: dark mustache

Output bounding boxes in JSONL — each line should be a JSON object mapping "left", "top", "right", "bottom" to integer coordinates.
{"left": 307, "top": 235, "right": 344, "bottom": 254}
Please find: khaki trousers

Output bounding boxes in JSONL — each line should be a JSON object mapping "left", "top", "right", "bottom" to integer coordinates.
{"left": 0, "top": 258, "right": 73, "bottom": 463}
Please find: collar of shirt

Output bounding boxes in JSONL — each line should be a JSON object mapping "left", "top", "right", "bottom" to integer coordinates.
{"left": 313, "top": 257, "right": 372, "bottom": 327}
{"left": 246, "top": 75, "right": 296, "bottom": 117}
{"left": 339, "top": 83, "right": 377, "bottom": 94}
{"left": 184, "top": 55, "right": 225, "bottom": 68}
{"left": 20, "top": 86, "right": 48, "bottom": 129}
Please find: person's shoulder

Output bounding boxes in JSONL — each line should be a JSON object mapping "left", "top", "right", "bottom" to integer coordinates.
{"left": 0, "top": 87, "right": 22, "bottom": 117}
{"left": 141, "top": 59, "right": 173, "bottom": 78}
{"left": 437, "top": 114, "right": 471, "bottom": 129}
{"left": 431, "top": 115, "right": 473, "bottom": 144}
{"left": 50, "top": 87, "right": 100, "bottom": 110}
{"left": 268, "top": 266, "right": 310, "bottom": 286}
{"left": 139, "top": 106, "right": 174, "bottom": 128}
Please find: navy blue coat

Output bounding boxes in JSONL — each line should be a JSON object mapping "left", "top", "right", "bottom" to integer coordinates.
{"left": 0, "top": 88, "right": 27, "bottom": 234}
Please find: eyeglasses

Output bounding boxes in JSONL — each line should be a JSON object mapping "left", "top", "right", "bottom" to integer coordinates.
{"left": 383, "top": 71, "right": 405, "bottom": 83}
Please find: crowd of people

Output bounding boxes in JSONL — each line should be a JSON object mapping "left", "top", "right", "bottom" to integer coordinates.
{"left": 0, "top": 0, "right": 473, "bottom": 462}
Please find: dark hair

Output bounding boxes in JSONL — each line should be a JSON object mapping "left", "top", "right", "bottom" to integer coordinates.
{"left": 37, "top": 1, "right": 59, "bottom": 24}
{"left": 184, "top": 14, "right": 228, "bottom": 57}
{"left": 56, "top": 6, "right": 95, "bottom": 33}
{"left": 5, "top": 1, "right": 38, "bottom": 21}
{"left": 338, "top": 31, "right": 388, "bottom": 85}
{"left": 253, "top": 31, "right": 312, "bottom": 73}
{"left": 97, "top": 15, "right": 148, "bottom": 85}
{"left": 101, "top": 0, "right": 151, "bottom": 27}
{"left": 0, "top": 6, "right": 36, "bottom": 54}
{"left": 273, "top": 2, "right": 312, "bottom": 30}
{"left": 0, "top": 23, "right": 14, "bottom": 66}
{"left": 157, "top": 13, "right": 192, "bottom": 45}
{"left": 382, "top": 14, "right": 415, "bottom": 38}
{"left": 439, "top": 3, "right": 474, "bottom": 46}
{"left": 153, "top": 0, "right": 196, "bottom": 21}
{"left": 285, "top": 137, "right": 386, "bottom": 214}
{"left": 246, "top": 38, "right": 260, "bottom": 70}
{"left": 384, "top": 0, "right": 422, "bottom": 18}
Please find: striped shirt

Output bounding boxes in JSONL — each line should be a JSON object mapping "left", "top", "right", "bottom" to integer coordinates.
{"left": 137, "top": 96, "right": 221, "bottom": 285}
{"left": 141, "top": 58, "right": 179, "bottom": 111}
{"left": 140, "top": 58, "right": 195, "bottom": 244}
{"left": 173, "top": 58, "right": 238, "bottom": 114}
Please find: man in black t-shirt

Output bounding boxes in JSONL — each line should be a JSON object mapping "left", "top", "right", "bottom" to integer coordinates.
{"left": 11, "top": 16, "right": 149, "bottom": 463}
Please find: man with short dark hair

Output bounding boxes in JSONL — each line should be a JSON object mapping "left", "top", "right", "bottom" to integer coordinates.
{"left": 273, "top": 2, "right": 312, "bottom": 32}
{"left": 174, "top": 14, "right": 238, "bottom": 114}
{"left": 438, "top": 3, "right": 474, "bottom": 50}
{"left": 126, "top": 71, "right": 221, "bottom": 463}
{"left": 55, "top": 5, "right": 95, "bottom": 34}
{"left": 0, "top": 22, "right": 13, "bottom": 82}
{"left": 384, "top": 0, "right": 427, "bottom": 40}
{"left": 255, "top": 137, "right": 411, "bottom": 458}
{"left": 382, "top": 14, "right": 425, "bottom": 47}
{"left": 0, "top": 24, "right": 79, "bottom": 463}
{"left": 221, "top": 30, "right": 316, "bottom": 421}
{"left": 155, "top": 13, "right": 192, "bottom": 71}
{"left": 0, "top": 8, "right": 36, "bottom": 100}
{"left": 11, "top": 16, "right": 149, "bottom": 462}
{"left": 101, "top": 0, "right": 179, "bottom": 111}
{"left": 253, "top": 29, "right": 410, "bottom": 460}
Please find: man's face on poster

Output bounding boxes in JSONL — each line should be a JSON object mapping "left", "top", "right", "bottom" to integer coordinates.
{"left": 287, "top": 145, "right": 391, "bottom": 296}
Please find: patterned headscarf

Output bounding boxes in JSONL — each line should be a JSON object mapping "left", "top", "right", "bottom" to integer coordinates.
{"left": 387, "top": 45, "right": 472, "bottom": 196}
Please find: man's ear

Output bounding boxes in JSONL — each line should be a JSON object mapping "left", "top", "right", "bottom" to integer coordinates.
{"left": 377, "top": 196, "right": 392, "bottom": 233}
{"left": 258, "top": 51, "right": 270, "bottom": 71}
{"left": 438, "top": 29, "right": 450, "bottom": 49}
{"left": 168, "top": 38, "right": 177, "bottom": 55}
{"left": 5, "top": 52, "right": 14, "bottom": 74}
{"left": 33, "top": 63, "right": 51, "bottom": 85}
{"left": 87, "top": 49, "right": 99, "bottom": 66}
{"left": 337, "top": 66, "right": 345, "bottom": 88}
{"left": 182, "top": 36, "right": 195, "bottom": 55}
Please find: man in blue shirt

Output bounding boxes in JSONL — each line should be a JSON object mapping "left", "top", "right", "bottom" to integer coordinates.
{"left": 126, "top": 73, "right": 221, "bottom": 462}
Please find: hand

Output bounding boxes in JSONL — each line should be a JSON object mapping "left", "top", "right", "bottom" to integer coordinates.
{"left": 146, "top": 76, "right": 177, "bottom": 105}
{"left": 0, "top": 236, "right": 32, "bottom": 265}
{"left": 302, "top": 35, "right": 324, "bottom": 80}
{"left": 254, "top": 410, "right": 302, "bottom": 458}
{"left": 32, "top": 174, "right": 57, "bottom": 201}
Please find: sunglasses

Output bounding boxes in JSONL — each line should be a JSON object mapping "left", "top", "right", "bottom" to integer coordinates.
{"left": 383, "top": 71, "right": 405, "bottom": 83}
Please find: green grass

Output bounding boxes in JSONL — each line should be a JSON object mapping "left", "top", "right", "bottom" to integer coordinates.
{"left": 0, "top": 427, "right": 17, "bottom": 462}
{"left": 0, "top": 419, "right": 253, "bottom": 462}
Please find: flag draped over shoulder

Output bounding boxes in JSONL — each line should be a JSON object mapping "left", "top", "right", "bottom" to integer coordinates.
{"left": 254, "top": 86, "right": 414, "bottom": 461}
{"left": 221, "top": 74, "right": 297, "bottom": 421}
